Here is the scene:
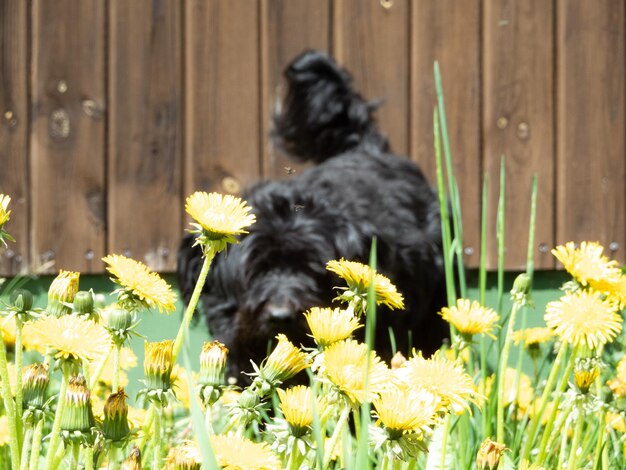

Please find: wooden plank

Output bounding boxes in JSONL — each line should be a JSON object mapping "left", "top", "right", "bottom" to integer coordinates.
{"left": 184, "top": 1, "right": 261, "bottom": 201}
{"left": 333, "top": 0, "right": 410, "bottom": 155}
{"left": 30, "top": 0, "right": 106, "bottom": 273}
{"left": 0, "top": 0, "right": 29, "bottom": 275}
{"left": 483, "top": 0, "right": 555, "bottom": 270}
{"left": 261, "top": 0, "right": 330, "bottom": 179}
{"left": 108, "top": 0, "right": 182, "bottom": 272}
{"left": 556, "top": 0, "right": 626, "bottom": 263}
{"left": 411, "top": 0, "right": 481, "bottom": 267}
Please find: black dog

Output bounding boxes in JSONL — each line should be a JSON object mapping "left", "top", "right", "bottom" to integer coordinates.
{"left": 178, "top": 50, "right": 449, "bottom": 381}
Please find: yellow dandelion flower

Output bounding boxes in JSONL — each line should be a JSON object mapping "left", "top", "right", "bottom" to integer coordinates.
{"left": 592, "top": 273, "right": 626, "bottom": 309}
{"left": 373, "top": 385, "right": 440, "bottom": 436}
{"left": 23, "top": 315, "right": 111, "bottom": 364}
{"left": 103, "top": 254, "right": 177, "bottom": 313}
{"left": 552, "top": 241, "right": 621, "bottom": 286}
{"left": 322, "top": 339, "right": 390, "bottom": 405}
{"left": 165, "top": 440, "right": 202, "bottom": 469}
{"left": 0, "top": 194, "right": 10, "bottom": 227}
{"left": 185, "top": 191, "right": 256, "bottom": 239}
{"left": 607, "top": 412, "right": 626, "bottom": 434}
{"left": 304, "top": 307, "right": 362, "bottom": 347}
{"left": 277, "top": 385, "right": 317, "bottom": 435}
{"left": 439, "top": 299, "right": 500, "bottom": 339}
{"left": 512, "top": 327, "right": 554, "bottom": 347}
{"left": 476, "top": 438, "right": 507, "bottom": 470}
{"left": 47, "top": 270, "right": 80, "bottom": 316}
{"left": 394, "top": 353, "right": 481, "bottom": 413}
{"left": 0, "top": 415, "right": 8, "bottom": 446}
{"left": 545, "top": 291, "right": 622, "bottom": 350}
{"left": 261, "top": 334, "right": 309, "bottom": 384}
{"left": 326, "top": 258, "right": 404, "bottom": 310}
{"left": 211, "top": 433, "right": 281, "bottom": 470}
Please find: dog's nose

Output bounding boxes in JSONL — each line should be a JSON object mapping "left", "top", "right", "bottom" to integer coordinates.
{"left": 266, "top": 305, "right": 293, "bottom": 322}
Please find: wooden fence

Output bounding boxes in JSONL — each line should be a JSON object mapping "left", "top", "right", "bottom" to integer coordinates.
{"left": 0, "top": 0, "right": 624, "bottom": 275}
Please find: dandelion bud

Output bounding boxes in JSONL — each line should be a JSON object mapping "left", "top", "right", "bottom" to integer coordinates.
{"left": 199, "top": 340, "right": 228, "bottom": 387}
{"left": 511, "top": 273, "right": 532, "bottom": 305}
{"left": 165, "top": 440, "right": 202, "bottom": 470}
{"left": 259, "top": 334, "right": 308, "bottom": 385}
{"left": 22, "top": 363, "right": 49, "bottom": 410}
{"left": 103, "top": 388, "right": 130, "bottom": 442}
{"left": 46, "top": 270, "right": 80, "bottom": 316}
{"left": 121, "top": 446, "right": 142, "bottom": 470}
{"left": 390, "top": 351, "right": 407, "bottom": 369}
{"left": 60, "top": 375, "right": 94, "bottom": 438}
{"left": 101, "top": 303, "right": 134, "bottom": 344}
{"left": 574, "top": 359, "right": 601, "bottom": 394}
{"left": 277, "top": 386, "right": 315, "bottom": 437}
{"left": 10, "top": 288, "right": 33, "bottom": 313}
{"left": 73, "top": 290, "right": 94, "bottom": 316}
{"left": 476, "top": 437, "right": 507, "bottom": 470}
{"left": 144, "top": 340, "right": 174, "bottom": 391}
{"left": 0, "top": 194, "right": 11, "bottom": 227}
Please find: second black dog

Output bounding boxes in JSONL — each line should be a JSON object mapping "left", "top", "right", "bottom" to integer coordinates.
{"left": 178, "top": 50, "right": 449, "bottom": 381}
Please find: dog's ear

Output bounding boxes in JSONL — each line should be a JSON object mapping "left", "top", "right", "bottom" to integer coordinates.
{"left": 176, "top": 233, "right": 204, "bottom": 304}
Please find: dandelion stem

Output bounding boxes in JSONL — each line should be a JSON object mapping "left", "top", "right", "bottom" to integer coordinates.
{"left": 44, "top": 363, "right": 71, "bottom": 470}
{"left": 89, "top": 343, "right": 114, "bottom": 390}
{"left": 112, "top": 343, "right": 121, "bottom": 392}
{"left": 439, "top": 414, "right": 451, "bottom": 470}
{"left": 15, "top": 318, "right": 24, "bottom": 446}
{"left": 19, "top": 425, "right": 32, "bottom": 470}
{"left": 151, "top": 403, "right": 163, "bottom": 470}
{"left": 536, "top": 348, "right": 577, "bottom": 464}
{"left": 28, "top": 419, "right": 43, "bottom": 470}
{"left": 324, "top": 406, "right": 351, "bottom": 468}
{"left": 172, "top": 249, "right": 215, "bottom": 364}
{"left": 520, "top": 341, "right": 569, "bottom": 462}
{"left": 83, "top": 446, "right": 94, "bottom": 470}
{"left": 0, "top": 328, "right": 20, "bottom": 470}
{"left": 566, "top": 402, "right": 585, "bottom": 470}
{"left": 497, "top": 300, "right": 522, "bottom": 443}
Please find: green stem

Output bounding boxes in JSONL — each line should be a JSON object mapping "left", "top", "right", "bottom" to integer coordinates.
{"left": 592, "top": 409, "right": 606, "bottom": 470}
{"left": 536, "top": 348, "right": 577, "bottom": 464}
{"left": 89, "top": 343, "right": 113, "bottom": 390}
{"left": 69, "top": 442, "right": 80, "bottom": 470}
{"left": 137, "top": 407, "right": 154, "bottom": 453}
{"left": 15, "top": 318, "right": 24, "bottom": 447}
{"left": 151, "top": 403, "right": 163, "bottom": 470}
{"left": 44, "top": 363, "right": 71, "bottom": 470}
{"left": 172, "top": 250, "right": 215, "bottom": 363}
{"left": 28, "top": 419, "right": 43, "bottom": 470}
{"left": 520, "top": 342, "right": 569, "bottom": 462}
{"left": 323, "top": 406, "right": 351, "bottom": 468}
{"left": 0, "top": 329, "right": 20, "bottom": 470}
{"left": 83, "top": 446, "right": 94, "bottom": 470}
{"left": 496, "top": 157, "right": 506, "bottom": 316}
{"left": 566, "top": 403, "right": 585, "bottom": 470}
{"left": 439, "top": 414, "right": 451, "bottom": 470}
{"left": 496, "top": 300, "right": 522, "bottom": 443}
{"left": 19, "top": 425, "right": 32, "bottom": 470}
{"left": 111, "top": 343, "right": 121, "bottom": 392}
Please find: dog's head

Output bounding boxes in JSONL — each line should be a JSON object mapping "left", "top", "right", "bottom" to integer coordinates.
{"left": 177, "top": 186, "right": 368, "bottom": 381}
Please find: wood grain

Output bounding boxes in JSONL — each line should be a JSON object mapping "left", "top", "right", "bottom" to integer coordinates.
{"left": 30, "top": 0, "right": 106, "bottom": 273}
{"left": 333, "top": 0, "right": 410, "bottom": 155}
{"left": 184, "top": 0, "right": 261, "bottom": 203}
{"left": 411, "top": 0, "right": 481, "bottom": 267}
{"left": 260, "top": 0, "right": 330, "bottom": 180}
{"left": 0, "top": 0, "right": 29, "bottom": 275}
{"left": 483, "top": 0, "right": 555, "bottom": 270}
{"left": 556, "top": 0, "right": 626, "bottom": 263}
{"left": 108, "top": 0, "right": 182, "bottom": 271}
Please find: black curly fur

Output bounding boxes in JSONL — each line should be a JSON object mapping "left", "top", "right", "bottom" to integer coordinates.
{"left": 178, "top": 50, "right": 448, "bottom": 382}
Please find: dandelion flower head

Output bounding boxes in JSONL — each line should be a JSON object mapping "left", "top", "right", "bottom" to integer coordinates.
{"left": 211, "top": 433, "right": 281, "bottom": 470}
{"left": 0, "top": 194, "right": 10, "bottom": 226}
{"left": 23, "top": 315, "right": 110, "bottom": 364}
{"left": 372, "top": 385, "right": 440, "bottom": 436}
{"left": 185, "top": 191, "right": 256, "bottom": 240}
{"left": 103, "top": 254, "right": 177, "bottom": 313}
{"left": 545, "top": 291, "right": 621, "bottom": 350}
{"left": 326, "top": 258, "right": 404, "bottom": 310}
{"left": 552, "top": 241, "right": 621, "bottom": 287}
{"left": 439, "top": 299, "right": 500, "bottom": 339}
{"left": 322, "top": 338, "right": 390, "bottom": 405}
{"left": 304, "top": 306, "right": 362, "bottom": 347}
